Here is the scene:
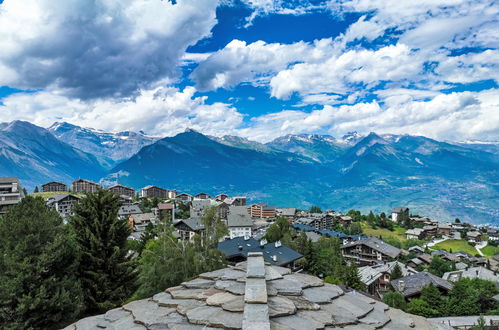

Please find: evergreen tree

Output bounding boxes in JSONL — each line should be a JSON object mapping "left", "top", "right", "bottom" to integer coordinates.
{"left": 33, "top": 185, "right": 39, "bottom": 193}
{"left": 0, "top": 196, "right": 84, "bottom": 329}
{"left": 68, "top": 189, "right": 136, "bottom": 313}
{"left": 342, "top": 262, "right": 365, "bottom": 291}
{"left": 22, "top": 187, "right": 28, "bottom": 196}
{"left": 428, "top": 256, "right": 452, "bottom": 277}
{"left": 406, "top": 298, "right": 440, "bottom": 317}
{"left": 383, "top": 292, "right": 406, "bottom": 310}
{"left": 390, "top": 263, "right": 403, "bottom": 280}
{"left": 265, "top": 217, "right": 290, "bottom": 243}
{"left": 138, "top": 222, "right": 159, "bottom": 255}
{"left": 309, "top": 205, "right": 322, "bottom": 213}
{"left": 420, "top": 284, "right": 445, "bottom": 316}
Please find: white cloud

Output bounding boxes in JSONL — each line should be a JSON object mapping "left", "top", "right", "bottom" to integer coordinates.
{"left": 0, "top": 87, "right": 243, "bottom": 137}
{"left": 238, "top": 89, "right": 499, "bottom": 142}
{"left": 0, "top": 0, "right": 218, "bottom": 99}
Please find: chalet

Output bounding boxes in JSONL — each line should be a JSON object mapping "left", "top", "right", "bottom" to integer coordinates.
{"left": 215, "top": 193, "right": 228, "bottom": 202}
{"left": 227, "top": 211, "right": 253, "bottom": 239}
{"left": 341, "top": 236, "right": 401, "bottom": 266}
{"left": 391, "top": 207, "right": 409, "bottom": 222}
{"left": 337, "top": 215, "right": 353, "bottom": 226}
{"left": 108, "top": 184, "right": 135, "bottom": 198}
{"left": 156, "top": 203, "right": 174, "bottom": 220}
{"left": 407, "top": 253, "right": 432, "bottom": 269}
{"left": 217, "top": 237, "right": 302, "bottom": 268}
{"left": 487, "top": 229, "right": 499, "bottom": 241}
{"left": 359, "top": 261, "right": 418, "bottom": 298}
{"left": 295, "top": 213, "right": 333, "bottom": 231}
{"left": 407, "top": 245, "right": 425, "bottom": 255}
{"left": 249, "top": 203, "right": 276, "bottom": 218}
{"left": 71, "top": 179, "right": 100, "bottom": 194}
{"left": 0, "top": 177, "right": 24, "bottom": 214}
{"left": 174, "top": 218, "right": 205, "bottom": 240}
{"left": 129, "top": 213, "right": 156, "bottom": 232}
{"left": 41, "top": 181, "right": 67, "bottom": 192}
{"left": 141, "top": 185, "right": 168, "bottom": 199}
{"left": 391, "top": 272, "right": 453, "bottom": 299}
{"left": 276, "top": 208, "right": 296, "bottom": 220}
{"left": 422, "top": 225, "right": 437, "bottom": 238}
{"left": 467, "top": 231, "right": 482, "bottom": 242}
{"left": 405, "top": 228, "right": 424, "bottom": 240}
{"left": 437, "top": 223, "right": 452, "bottom": 236}
{"left": 46, "top": 193, "right": 80, "bottom": 218}
{"left": 195, "top": 192, "right": 211, "bottom": 200}
{"left": 443, "top": 266, "right": 499, "bottom": 283}
{"left": 176, "top": 193, "right": 193, "bottom": 203}
{"left": 118, "top": 204, "right": 142, "bottom": 219}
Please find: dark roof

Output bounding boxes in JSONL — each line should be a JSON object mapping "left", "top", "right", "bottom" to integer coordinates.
{"left": 46, "top": 193, "right": 80, "bottom": 204}
{"left": 217, "top": 236, "right": 302, "bottom": 266}
{"left": 341, "top": 236, "right": 401, "bottom": 258}
{"left": 392, "top": 207, "right": 409, "bottom": 213}
{"left": 42, "top": 181, "right": 66, "bottom": 186}
{"left": 391, "top": 272, "right": 454, "bottom": 297}
{"left": 292, "top": 223, "right": 316, "bottom": 232}
{"left": 175, "top": 218, "right": 205, "bottom": 231}
{"left": 320, "top": 229, "right": 348, "bottom": 239}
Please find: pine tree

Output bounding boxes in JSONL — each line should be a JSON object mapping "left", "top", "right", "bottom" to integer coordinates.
{"left": 0, "top": 196, "right": 84, "bottom": 329}
{"left": 342, "top": 262, "right": 365, "bottom": 291}
{"left": 383, "top": 291, "right": 406, "bottom": 310}
{"left": 68, "top": 189, "right": 136, "bottom": 313}
{"left": 33, "top": 185, "right": 39, "bottom": 193}
{"left": 390, "top": 263, "right": 403, "bottom": 280}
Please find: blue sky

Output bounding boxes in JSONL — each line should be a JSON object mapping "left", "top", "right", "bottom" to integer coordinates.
{"left": 0, "top": 0, "right": 497, "bottom": 142}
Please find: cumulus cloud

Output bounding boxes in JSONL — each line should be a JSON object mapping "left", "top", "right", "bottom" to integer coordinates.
{"left": 0, "top": 87, "right": 243, "bottom": 137}
{"left": 238, "top": 90, "right": 499, "bottom": 142}
{"left": 0, "top": 0, "right": 218, "bottom": 99}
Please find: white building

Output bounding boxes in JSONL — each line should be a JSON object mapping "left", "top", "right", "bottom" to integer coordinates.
{"left": 227, "top": 208, "right": 253, "bottom": 239}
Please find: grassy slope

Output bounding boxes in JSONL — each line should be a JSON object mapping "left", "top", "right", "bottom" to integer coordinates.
{"left": 360, "top": 222, "right": 407, "bottom": 243}
{"left": 432, "top": 240, "right": 479, "bottom": 255}
{"left": 30, "top": 192, "right": 85, "bottom": 199}
{"left": 481, "top": 245, "right": 499, "bottom": 257}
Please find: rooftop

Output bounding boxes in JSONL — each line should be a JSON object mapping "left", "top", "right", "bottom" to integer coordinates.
{"left": 391, "top": 272, "right": 454, "bottom": 297}
{"left": 64, "top": 253, "right": 451, "bottom": 330}
{"left": 342, "top": 236, "right": 401, "bottom": 258}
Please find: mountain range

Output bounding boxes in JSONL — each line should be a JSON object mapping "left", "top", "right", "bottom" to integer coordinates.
{"left": 0, "top": 120, "right": 497, "bottom": 225}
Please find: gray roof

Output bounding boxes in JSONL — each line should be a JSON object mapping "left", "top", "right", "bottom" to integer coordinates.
{"left": 229, "top": 205, "right": 249, "bottom": 215}
{"left": 341, "top": 236, "right": 401, "bottom": 258}
{"left": 443, "top": 267, "right": 499, "bottom": 282}
{"left": 130, "top": 213, "right": 156, "bottom": 223}
{"left": 406, "top": 228, "right": 424, "bottom": 235}
{"left": 391, "top": 272, "right": 454, "bottom": 297}
{"left": 276, "top": 208, "right": 296, "bottom": 217}
{"left": 227, "top": 212, "right": 252, "bottom": 228}
{"left": 392, "top": 207, "right": 409, "bottom": 213}
{"left": 65, "top": 253, "right": 452, "bottom": 329}
{"left": 118, "top": 204, "right": 142, "bottom": 216}
{"left": 305, "top": 231, "right": 322, "bottom": 243}
{"left": 46, "top": 193, "right": 80, "bottom": 203}
{"left": 175, "top": 217, "right": 205, "bottom": 231}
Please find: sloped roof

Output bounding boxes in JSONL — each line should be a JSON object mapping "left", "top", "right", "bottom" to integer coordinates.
{"left": 227, "top": 212, "right": 252, "bottom": 228}
{"left": 175, "top": 218, "right": 205, "bottom": 231}
{"left": 46, "top": 193, "right": 80, "bottom": 203}
{"left": 217, "top": 237, "right": 302, "bottom": 267}
{"left": 391, "top": 272, "right": 454, "bottom": 297}
{"left": 118, "top": 204, "right": 142, "bottom": 216}
{"left": 443, "top": 267, "right": 499, "bottom": 282}
{"left": 341, "top": 236, "right": 401, "bottom": 258}
{"left": 392, "top": 207, "right": 409, "bottom": 213}
{"left": 292, "top": 223, "right": 316, "bottom": 232}
{"left": 65, "top": 253, "right": 452, "bottom": 329}
{"left": 359, "top": 261, "right": 417, "bottom": 286}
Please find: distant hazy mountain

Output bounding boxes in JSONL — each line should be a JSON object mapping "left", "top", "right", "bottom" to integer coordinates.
{"left": 108, "top": 130, "right": 498, "bottom": 224}
{"left": 267, "top": 134, "right": 349, "bottom": 163}
{"left": 49, "top": 122, "right": 157, "bottom": 164}
{"left": 1, "top": 121, "right": 497, "bottom": 224}
{"left": 106, "top": 129, "right": 324, "bottom": 202}
{"left": 0, "top": 121, "right": 106, "bottom": 189}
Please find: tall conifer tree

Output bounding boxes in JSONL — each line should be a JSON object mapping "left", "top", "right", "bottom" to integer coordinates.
{"left": 69, "top": 189, "right": 136, "bottom": 313}
{"left": 0, "top": 196, "right": 84, "bottom": 329}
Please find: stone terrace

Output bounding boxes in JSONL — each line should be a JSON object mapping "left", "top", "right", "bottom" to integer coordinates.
{"left": 64, "top": 252, "right": 451, "bottom": 329}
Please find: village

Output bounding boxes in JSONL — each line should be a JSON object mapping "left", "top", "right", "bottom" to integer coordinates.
{"left": 3, "top": 177, "right": 499, "bottom": 306}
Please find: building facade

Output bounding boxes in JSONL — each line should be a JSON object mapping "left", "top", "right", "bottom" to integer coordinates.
{"left": 71, "top": 179, "right": 100, "bottom": 193}
{"left": 0, "top": 177, "right": 24, "bottom": 214}
{"left": 141, "top": 185, "right": 170, "bottom": 199}
{"left": 108, "top": 184, "right": 135, "bottom": 198}
{"left": 42, "top": 181, "right": 67, "bottom": 192}
{"left": 46, "top": 194, "right": 80, "bottom": 218}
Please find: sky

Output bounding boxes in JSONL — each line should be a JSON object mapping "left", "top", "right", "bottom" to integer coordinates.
{"left": 0, "top": 0, "right": 498, "bottom": 142}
